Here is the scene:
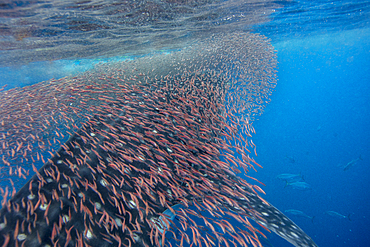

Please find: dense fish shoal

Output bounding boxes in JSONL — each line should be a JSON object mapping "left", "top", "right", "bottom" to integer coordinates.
{"left": 0, "top": 33, "right": 317, "bottom": 247}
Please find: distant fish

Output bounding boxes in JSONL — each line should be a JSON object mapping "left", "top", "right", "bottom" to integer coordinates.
{"left": 338, "top": 155, "right": 362, "bottom": 171}
{"left": 277, "top": 173, "right": 304, "bottom": 183}
{"left": 325, "top": 211, "right": 352, "bottom": 221}
{"left": 285, "top": 181, "right": 312, "bottom": 190}
{"left": 285, "top": 155, "right": 296, "bottom": 163}
{"left": 285, "top": 209, "right": 315, "bottom": 222}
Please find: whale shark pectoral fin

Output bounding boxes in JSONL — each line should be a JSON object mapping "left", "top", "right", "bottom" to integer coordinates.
{"left": 244, "top": 191, "right": 318, "bottom": 247}
{"left": 253, "top": 201, "right": 318, "bottom": 247}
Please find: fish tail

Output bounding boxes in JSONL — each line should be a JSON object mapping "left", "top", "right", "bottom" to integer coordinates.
{"left": 251, "top": 198, "right": 318, "bottom": 247}
{"left": 311, "top": 216, "right": 315, "bottom": 223}
{"left": 284, "top": 181, "right": 289, "bottom": 188}
{"left": 347, "top": 213, "right": 352, "bottom": 221}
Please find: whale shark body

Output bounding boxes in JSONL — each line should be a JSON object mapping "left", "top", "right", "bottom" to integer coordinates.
{"left": 0, "top": 33, "right": 318, "bottom": 247}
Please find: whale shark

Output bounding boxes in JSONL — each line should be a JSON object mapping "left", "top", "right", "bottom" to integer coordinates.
{"left": 0, "top": 33, "right": 318, "bottom": 247}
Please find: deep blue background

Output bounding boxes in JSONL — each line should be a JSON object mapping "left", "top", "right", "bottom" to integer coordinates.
{"left": 250, "top": 28, "right": 370, "bottom": 247}
{"left": 1, "top": 1, "right": 370, "bottom": 246}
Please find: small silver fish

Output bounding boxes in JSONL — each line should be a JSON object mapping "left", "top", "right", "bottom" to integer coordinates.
{"left": 325, "top": 211, "right": 352, "bottom": 220}
{"left": 277, "top": 173, "right": 304, "bottom": 183}
{"left": 285, "top": 181, "right": 312, "bottom": 190}
{"left": 341, "top": 155, "right": 362, "bottom": 171}
{"left": 285, "top": 209, "right": 315, "bottom": 222}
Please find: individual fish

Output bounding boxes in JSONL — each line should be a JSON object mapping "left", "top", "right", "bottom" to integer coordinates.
{"left": 285, "top": 181, "right": 312, "bottom": 191}
{"left": 157, "top": 204, "right": 182, "bottom": 234}
{"left": 155, "top": 204, "right": 182, "bottom": 247}
{"left": 338, "top": 155, "right": 362, "bottom": 171}
{"left": 277, "top": 173, "right": 304, "bottom": 183}
{"left": 285, "top": 155, "right": 296, "bottom": 163}
{"left": 285, "top": 209, "right": 315, "bottom": 222}
{"left": 325, "top": 211, "right": 352, "bottom": 221}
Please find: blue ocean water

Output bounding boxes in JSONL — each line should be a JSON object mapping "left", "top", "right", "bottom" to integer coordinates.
{"left": 252, "top": 26, "right": 370, "bottom": 247}
{"left": 248, "top": 1, "right": 370, "bottom": 246}
{"left": 1, "top": 1, "right": 369, "bottom": 247}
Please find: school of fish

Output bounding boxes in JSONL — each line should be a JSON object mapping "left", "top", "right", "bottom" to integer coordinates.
{"left": 0, "top": 33, "right": 318, "bottom": 247}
